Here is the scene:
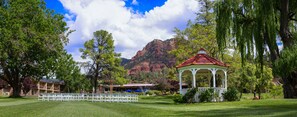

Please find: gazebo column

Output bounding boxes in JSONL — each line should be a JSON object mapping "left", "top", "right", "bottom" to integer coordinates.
{"left": 221, "top": 74, "right": 225, "bottom": 88}
{"left": 191, "top": 69, "right": 199, "bottom": 88}
{"left": 224, "top": 70, "right": 227, "bottom": 89}
{"left": 211, "top": 68, "right": 217, "bottom": 88}
{"left": 178, "top": 70, "right": 183, "bottom": 93}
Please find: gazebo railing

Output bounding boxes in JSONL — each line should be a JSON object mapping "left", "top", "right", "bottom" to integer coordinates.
{"left": 181, "top": 87, "right": 227, "bottom": 102}
{"left": 38, "top": 93, "right": 138, "bottom": 103}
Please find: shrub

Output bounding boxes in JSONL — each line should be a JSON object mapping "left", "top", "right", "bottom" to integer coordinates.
{"left": 173, "top": 94, "right": 185, "bottom": 103}
{"left": 182, "top": 88, "right": 198, "bottom": 103}
{"left": 154, "top": 90, "right": 162, "bottom": 95}
{"left": 199, "top": 88, "right": 214, "bottom": 102}
{"left": 172, "top": 88, "right": 197, "bottom": 103}
{"left": 146, "top": 90, "right": 154, "bottom": 95}
{"left": 270, "top": 85, "right": 283, "bottom": 98}
{"left": 146, "top": 90, "right": 162, "bottom": 96}
{"left": 223, "top": 87, "right": 240, "bottom": 101}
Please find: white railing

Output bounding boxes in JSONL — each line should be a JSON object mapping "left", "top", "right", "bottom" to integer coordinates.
{"left": 180, "top": 88, "right": 189, "bottom": 95}
{"left": 38, "top": 93, "right": 138, "bottom": 103}
{"left": 180, "top": 87, "right": 227, "bottom": 102}
{"left": 198, "top": 87, "right": 227, "bottom": 102}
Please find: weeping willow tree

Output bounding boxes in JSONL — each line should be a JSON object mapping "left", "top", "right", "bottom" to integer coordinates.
{"left": 215, "top": 0, "right": 297, "bottom": 98}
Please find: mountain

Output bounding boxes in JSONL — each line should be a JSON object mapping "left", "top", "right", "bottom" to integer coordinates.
{"left": 123, "top": 39, "right": 177, "bottom": 75}
{"left": 121, "top": 58, "right": 131, "bottom": 66}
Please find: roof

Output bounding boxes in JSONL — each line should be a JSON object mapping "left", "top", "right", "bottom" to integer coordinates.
{"left": 40, "top": 78, "right": 64, "bottom": 85}
{"left": 176, "top": 48, "right": 227, "bottom": 68}
{"left": 106, "top": 83, "right": 155, "bottom": 88}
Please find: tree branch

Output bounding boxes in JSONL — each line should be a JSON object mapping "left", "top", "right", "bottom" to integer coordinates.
{"left": 290, "top": 18, "right": 297, "bottom": 22}
{"left": 289, "top": 12, "right": 295, "bottom": 19}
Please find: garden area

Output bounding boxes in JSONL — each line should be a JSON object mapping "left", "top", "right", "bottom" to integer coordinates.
{"left": 0, "top": 95, "right": 297, "bottom": 117}
{"left": 1, "top": 0, "right": 297, "bottom": 117}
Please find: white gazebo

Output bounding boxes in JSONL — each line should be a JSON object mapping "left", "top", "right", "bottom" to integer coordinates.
{"left": 176, "top": 48, "right": 228, "bottom": 102}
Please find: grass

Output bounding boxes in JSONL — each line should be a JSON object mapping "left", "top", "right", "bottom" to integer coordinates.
{"left": 0, "top": 95, "right": 297, "bottom": 117}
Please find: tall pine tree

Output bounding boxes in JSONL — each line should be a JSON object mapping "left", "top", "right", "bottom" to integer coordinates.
{"left": 80, "top": 30, "right": 125, "bottom": 93}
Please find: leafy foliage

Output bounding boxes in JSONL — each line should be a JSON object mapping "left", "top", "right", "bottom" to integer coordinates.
{"left": 80, "top": 30, "right": 126, "bottom": 93}
{"left": 228, "top": 60, "right": 273, "bottom": 99}
{"left": 170, "top": 0, "right": 220, "bottom": 65}
{"left": 274, "top": 44, "right": 297, "bottom": 78}
{"left": 270, "top": 85, "right": 283, "bottom": 99}
{"left": 182, "top": 88, "right": 198, "bottom": 103}
{"left": 146, "top": 90, "right": 162, "bottom": 96}
{"left": 173, "top": 94, "right": 184, "bottom": 103}
{"left": 155, "top": 78, "right": 172, "bottom": 93}
{"left": 171, "top": 23, "right": 219, "bottom": 65}
{"left": 55, "top": 51, "right": 91, "bottom": 93}
{"left": 215, "top": 0, "right": 297, "bottom": 98}
{"left": 22, "top": 77, "right": 36, "bottom": 95}
{"left": 173, "top": 88, "right": 198, "bottom": 103}
{"left": 199, "top": 88, "right": 215, "bottom": 102}
{"left": 223, "top": 87, "right": 240, "bottom": 101}
{"left": 0, "top": 0, "right": 69, "bottom": 97}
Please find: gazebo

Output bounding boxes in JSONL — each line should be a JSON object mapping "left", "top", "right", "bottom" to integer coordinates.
{"left": 176, "top": 48, "right": 228, "bottom": 102}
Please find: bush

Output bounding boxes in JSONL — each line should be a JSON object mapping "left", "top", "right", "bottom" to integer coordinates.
{"left": 154, "top": 90, "right": 162, "bottom": 95}
{"left": 173, "top": 94, "right": 185, "bottom": 103}
{"left": 146, "top": 90, "right": 162, "bottom": 96}
{"left": 199, "top": 88, "right": 214, "bottom": 102}
{"left": 270, "top": 85, "right": 283, "bottom": 98}
{"left": 172, "top": 88, "right": 197, "bottom": 103}
{"left": 223, "top": 87, "right": 240, "bottom": 101}
{"left": 182, "top": 88, "right": 198, "bottom": 103}
{"left": 146, "top": 90, "right": 154, "bottom": 95}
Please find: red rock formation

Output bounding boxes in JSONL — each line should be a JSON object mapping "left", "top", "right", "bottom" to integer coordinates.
{"left": 124, "top": 39, "right": 177, "bottom": 75}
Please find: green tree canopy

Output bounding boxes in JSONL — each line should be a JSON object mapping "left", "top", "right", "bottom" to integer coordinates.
{"left": 55, "top": 51, "right": 91, "bottom": 93}
{"left": 80, "top": 30, "right": 126, "bottom": 93}
{"left": 170, "top": 0, "right": 220, "bottom": 65}
{"left": 215, "top": 0, "right": 297, "bottom": 98}
{"left": 0, "top": 0, "right": 68, "bottom": 97}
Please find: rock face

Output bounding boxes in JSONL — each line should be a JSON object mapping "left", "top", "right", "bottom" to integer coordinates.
{"left": 123, "top": 39, "right": 176, "bottom": 75}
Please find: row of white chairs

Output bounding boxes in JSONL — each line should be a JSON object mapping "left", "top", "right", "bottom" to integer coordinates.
{"left": 38, "top": 93, "right": 138, "bottom": 103}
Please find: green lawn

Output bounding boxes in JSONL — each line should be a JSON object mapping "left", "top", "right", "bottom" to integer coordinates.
{"left": 0, "top": 95, "right": 297, "bottom": 117}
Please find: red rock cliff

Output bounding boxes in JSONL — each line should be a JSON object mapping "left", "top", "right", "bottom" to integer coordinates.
{"left": 124, "top": 39, "right": 176, "bottom": 75}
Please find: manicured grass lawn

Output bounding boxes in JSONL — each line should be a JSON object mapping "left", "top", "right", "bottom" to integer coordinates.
{"left": 0, "top": 95, "right": 297, "bottom": 117}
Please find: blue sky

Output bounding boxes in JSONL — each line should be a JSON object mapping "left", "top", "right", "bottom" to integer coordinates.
{"left": 44, "top": 0, "right": 200, "bottom": 61}
{"left": 45, "top": 0, "right": 167, "bottom": 14}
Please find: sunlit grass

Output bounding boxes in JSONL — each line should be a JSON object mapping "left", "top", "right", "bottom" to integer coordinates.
{"left": 0, "top": 95, "right": 296, "bottom": 117}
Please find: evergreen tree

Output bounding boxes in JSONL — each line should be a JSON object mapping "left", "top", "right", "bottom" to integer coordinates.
{"left": 80, "top": 30, "right": 125, "bottom": 93}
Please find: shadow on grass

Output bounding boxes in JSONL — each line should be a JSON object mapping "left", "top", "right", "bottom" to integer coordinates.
{"left": 172, "top": 103, "right": 297, "bottom": 117}
{"left": 136, "top": 101, "right": 174, "bottom": 105}
{"left": 0, "top": 96, "right": 36, "bottom": 99}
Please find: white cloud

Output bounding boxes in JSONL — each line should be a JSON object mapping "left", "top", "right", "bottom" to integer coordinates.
{"left": 60, "top": 0, "right": 200, "bottom": 61}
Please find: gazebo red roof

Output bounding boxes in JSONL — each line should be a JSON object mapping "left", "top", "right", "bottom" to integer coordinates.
{"left": 176, "top": 48, "right": 227, "bottom": 68}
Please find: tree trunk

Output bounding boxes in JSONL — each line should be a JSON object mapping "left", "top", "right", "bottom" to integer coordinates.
{"left": 93, "top": 78, "right": 98, "bottom": 93}
{"left": 280, "top": 0, "right": 292, "bottom": 48}
{"left": 278, "top": 0, "right": 297, "bottom": 98}
{"left": 10, "top": 82, "right": 22, "bottom": 98}
{"left": 257, "top": 88, "right": 261, "bottom": 99}
{"left": 253, "top": 90, "right": 256, "bottom": 98}
{"left": 282, "top": 73, "right": 297, "bottom": 98}
{"left": 110, "top": 82, "right": 113, "bottom": 94}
